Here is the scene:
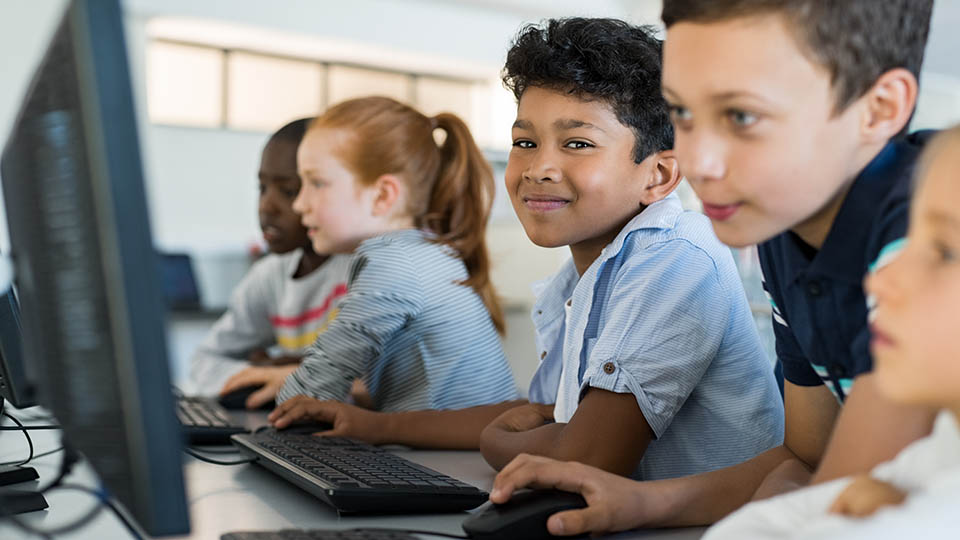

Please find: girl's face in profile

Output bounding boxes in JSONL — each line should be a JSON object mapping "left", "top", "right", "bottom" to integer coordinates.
{"left": 866, "top": 136, "right": 960, "bottom": 412}
{"left": 294, "top": 128, "right": 383, "bottom": 254}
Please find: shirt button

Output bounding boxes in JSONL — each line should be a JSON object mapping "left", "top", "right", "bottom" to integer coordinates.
{"left": 540, "top": 351, "right": 547, "bottom": 360}
{"left": 807, "top": 281, "right": 822, "bottom": 297}
{"left": 537, "top": 310, "right": 543, "bottom": 316}
{"left": 603, "top": 362, "right": 616, "bottom": 374}
{"left": 566, "top": 299, "right": 572, "bottom": 307}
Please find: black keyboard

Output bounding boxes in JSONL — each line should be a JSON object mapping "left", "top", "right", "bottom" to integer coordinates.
{"left": 231, "top": 429, "right": 488, "bottom": 514}
{"left": 177, "top": 395, "right": 247, "bottom": 445}
{"left": 221, "top": 529, "right": 418, "bottom": 540}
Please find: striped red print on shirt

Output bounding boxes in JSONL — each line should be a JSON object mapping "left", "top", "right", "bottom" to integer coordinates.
{"left": 270, "top": 283, "right": 348, "bottom": 349}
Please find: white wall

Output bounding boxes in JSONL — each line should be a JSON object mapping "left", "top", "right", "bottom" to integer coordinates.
{"left": 4, "top": 0, "right": 960, "bottom": 304}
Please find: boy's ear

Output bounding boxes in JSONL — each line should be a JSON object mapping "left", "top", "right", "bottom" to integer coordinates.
{"left": 369, "top": 174, "right": 405, "bottom": 217}
{"left": 859, "top": 68, "right": 918, "bottom": 144}
{"left": 638, "top": 149, "right": 681, "bottom": 206}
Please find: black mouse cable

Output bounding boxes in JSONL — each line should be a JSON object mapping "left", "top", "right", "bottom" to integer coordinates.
{"left": 0, "top": 424, "right": 62, "bottom": 430}
{"left": 1, "top": 411, "right": 35, "bottom": 466}
{"left": 0, "top": 445, "right": 65, "bottom": 467}
{"left": 183, "top": 447, "right": 257, "bottom": 465}
{"left": 347, "top": 528, "right": 467, "bottom": 539}
{"left": 188, "top": 445, "right": 244, "bottom": 454}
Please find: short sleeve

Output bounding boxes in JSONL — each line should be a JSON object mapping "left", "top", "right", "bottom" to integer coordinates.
{"left": 579, "top": 239, "right": 728, "bottom": 438}
{"left": 276, "top": 245, "right": 425, "bottom": 403}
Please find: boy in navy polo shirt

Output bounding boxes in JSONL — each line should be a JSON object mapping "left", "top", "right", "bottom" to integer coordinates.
{"left": 489, "top": 1, "right": 939, "bottom": 536}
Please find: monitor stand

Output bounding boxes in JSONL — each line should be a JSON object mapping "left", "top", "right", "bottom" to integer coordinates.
{"left": 0, "top": 398, "right": 50, "bottom": 514}
{"left": 0, "top": 486, "right": 48, "bottom": 515}
{"left": 0, "top": 465, "right": 39, "bottom": 486}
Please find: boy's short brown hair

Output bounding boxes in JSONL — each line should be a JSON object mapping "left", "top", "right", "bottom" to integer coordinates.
{"left": 661, "top": 0, "right": 933, "bottom": 112}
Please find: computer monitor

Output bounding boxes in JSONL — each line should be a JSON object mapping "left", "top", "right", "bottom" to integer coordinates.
{"left": 0, "top": 0, "right": 189, "bottom": 535}
{"left": 0, "top": 287, "right": 36, "bottom": 409}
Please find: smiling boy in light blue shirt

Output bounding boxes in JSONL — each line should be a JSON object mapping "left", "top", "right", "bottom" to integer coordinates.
{"left": 477, "top": 18, "right": 783, "bottom": 479}
{"left": 269, "top": 18, "right": 783, "bottom": 480}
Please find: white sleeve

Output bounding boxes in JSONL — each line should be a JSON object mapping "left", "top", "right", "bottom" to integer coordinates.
{"left": 188, "top": 258, "right": 279, "bottom": 395}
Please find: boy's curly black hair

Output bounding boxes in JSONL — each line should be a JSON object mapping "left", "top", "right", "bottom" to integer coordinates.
{"left": 502, "top": 18, "right": 673, "bottom": 164}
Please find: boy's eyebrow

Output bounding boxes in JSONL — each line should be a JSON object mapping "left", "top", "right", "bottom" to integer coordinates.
{"left": 553, "top": 118, "right": 606, "bottom": 133}
{"left": 709, "top": 91, "right": 776, "bottom": 107}
{"left": 512, "top": 118, "right": 607, "bottom": 132}
{"left": 662, "top": 85, "right": 777, "bottom": 108}
{"left": 662, "top": 86, "right": 681, "bottom": 101}
{"left": 927, "top": 210, "right": 960, "bottom": 231}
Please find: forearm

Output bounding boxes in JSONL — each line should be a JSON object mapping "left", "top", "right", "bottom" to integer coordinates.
{"left": 479, "top": 423, "right": 566, "bottom": 471}
{"left": 379, "top": 400, "right": 527, "bottom": 449}
{"left": 647, "top": 444, "right": 802, "bottom": 527}
{"left": 277, "top": 352, "right": 358, "bottom": 402}
{"left": 812, "top": 401, "right": 936, "bottom": 484}
{"left": 189, "top": 352, "right": 248, "bottom": 395}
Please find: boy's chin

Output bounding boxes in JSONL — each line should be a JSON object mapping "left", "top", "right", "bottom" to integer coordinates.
{"left": 710, "top": 220, "right": 779, "bottom": 249}
{"left": 523, "top": 233, "right": 568, "bottom": 249}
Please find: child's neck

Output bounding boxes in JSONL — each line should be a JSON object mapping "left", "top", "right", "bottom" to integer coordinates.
{"left": 791, "top": 180, "right": 855, "bottom": 249}
{"left": 790, "top": 140, "right": 889, "bottom": 249}
{"left": 294, "top": 249, "right": 329, "bottom": 279}
{"left": 569, "top": 217, "right": 632, "bottom": 276}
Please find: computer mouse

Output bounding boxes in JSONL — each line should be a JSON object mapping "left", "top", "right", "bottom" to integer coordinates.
{"left": 462, "top": 489, "right": 588, "bottom": 540}
{"left": 217, "top": 385, "right": 275, "bottom": 410}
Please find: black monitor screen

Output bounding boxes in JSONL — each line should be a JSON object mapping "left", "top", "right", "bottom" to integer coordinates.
{"left": 0, "top": 0, "right": 189, "bottom": 535}
{"left": 0, "top": 288, "right": 36, "bottom": 409}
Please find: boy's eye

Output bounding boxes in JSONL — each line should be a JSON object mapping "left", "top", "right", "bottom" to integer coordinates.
{"left": 512, "top": 140, "right": 536, "bottom": 149}
{"left": 934, "top": 241, "right": 956, "bottom": 263}
{"left": 668, "top": 105, "right": 692, "bottom": 124}
{"left": 727, "top": 109, "right": 759, "bottom": 128}
{"left": 564, "top": 140, "right": 594, "bottom": 150}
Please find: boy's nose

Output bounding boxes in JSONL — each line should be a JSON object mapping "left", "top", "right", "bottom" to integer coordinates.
{"left": 522, "top": 152, "right": 561, "bottom": 183}
{"left": 259, "top": 194, "right": 278, "bottom": 215}
{"left": 677, "top": 132, "right": 727, "bottom": 184}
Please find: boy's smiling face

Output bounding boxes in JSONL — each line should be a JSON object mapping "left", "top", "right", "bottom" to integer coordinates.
{"left": 866, "top": 141, "right": 960, "bottom": 411}
{"left": 506, "top": 86, "right": 661, "bottom": 272}
{"left": 662, "top": 14, "right": 871, "bottom": 249}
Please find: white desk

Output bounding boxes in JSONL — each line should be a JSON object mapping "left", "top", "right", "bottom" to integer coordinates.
{"left": 0, "top": 410, "right": 705, "bottom": 540}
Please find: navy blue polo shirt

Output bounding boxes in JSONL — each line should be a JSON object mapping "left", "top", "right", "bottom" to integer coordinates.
{"left": 758, "top": 132, "right": 934, "bottom": 403}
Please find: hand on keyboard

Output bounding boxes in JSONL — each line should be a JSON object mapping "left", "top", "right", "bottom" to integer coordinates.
{"left": 269, "top": 396, "right": 386, "bottom": 445}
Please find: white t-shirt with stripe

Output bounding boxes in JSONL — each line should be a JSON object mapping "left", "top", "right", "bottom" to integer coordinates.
{"left": 188, "top": 249, "right": 352, "bottom": 395}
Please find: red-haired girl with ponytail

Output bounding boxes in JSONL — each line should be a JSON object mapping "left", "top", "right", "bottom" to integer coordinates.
{"left": 221, "top": 96, "right": 519, "bottom": 420}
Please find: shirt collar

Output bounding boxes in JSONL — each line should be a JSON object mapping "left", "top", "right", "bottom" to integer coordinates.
{"left": 531, "top": 192, "right": 683, "bottom": 320}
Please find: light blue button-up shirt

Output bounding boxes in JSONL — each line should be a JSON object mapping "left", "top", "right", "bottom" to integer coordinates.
{"left": 527, "top": 194, "right": 784, "bottom": 480}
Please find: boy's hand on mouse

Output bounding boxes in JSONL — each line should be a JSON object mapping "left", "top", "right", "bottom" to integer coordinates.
{"left": 220, "top": 365, "right": 297, "bottom": 409}
{"left": 488, "top": 402, "right": 555, "bottom": 433}
{"left": 268, "top": 396, "right": 385, "bottom": 444}
{"left": 828, "top": 475, "right": 906, "bottom": 518}
{"left": 490, "top": 453, "right": 653, "bottom": 536}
